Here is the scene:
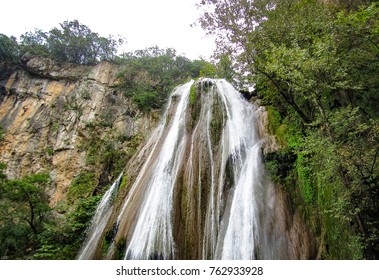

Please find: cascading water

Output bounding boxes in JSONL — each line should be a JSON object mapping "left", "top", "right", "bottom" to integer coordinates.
{"left": 212, "top": 81, "right": 264, "bottom": 259}
{"left": 122, "top": 81, "right": 192, "bottom": 260}
{"left": 188, "top": 79, "right": 275, "bottom": 259}
{"left": 77, "top": 173, "right": 123, "bottom": 260}
{"left": 83, "top": 78, "right": 294, "bottom": 260}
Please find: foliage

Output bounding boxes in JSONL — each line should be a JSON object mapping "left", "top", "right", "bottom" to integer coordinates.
{"left": 214, "top": 53, "right": 235, "bottom": 83}
{"left": 18, "top": 20, "right": 124, "bottom": 65}
{"left": 0, "top": 34, "right": 20, "bottom": 64}
{"left": 264, "top": 148, "right": 296, "bottom": 184}
{"left": 199, "top": 0, "right": 379, "bottom": 259}
{"left": 67, "top": 172, "right": 97, "bottom": 204}
{"left": 189, "top": 84, "right": 197, "bottom": 106}
{"left": 18, "top": 29, "right": 50, "bottom": 58}
{"left": 199, "top": 61, "right": 217, "bottom": 78}
{"left": 0, "top": 170, "right": 50, "bottom": 259}
{"left": 116, "top": 46, "right": 218, "bottom": 111}
{"left": 0, "top": 34, "right": 21, "bottom": 79}
{"left": 33, "top": 195, "right": 101, "bottom": 259}
{"left": 0, "top": 162, "right": 104, "bottom": 259}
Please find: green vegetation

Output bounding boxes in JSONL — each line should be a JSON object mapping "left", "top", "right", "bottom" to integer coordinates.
{"left": 0, "top": 168, "right": 50, "bottom": 258}
{"left": 199, "top": 0, "right": 379, "bottom": 259}
{"left": 1, "top": 20, "right": 123, "bottom": 66}
{"left": 19, "top": 20, "right": 123, "bottom": 65}
{"left": 0, "top": 126, "right": 4, "bottom": 142}
{"left": 0, "top": 34, "right": 19, "bottom": 65}
{"left": 67, "top": 172, "right": 97, "bottom": 204}
{"left": 33, "top": 195, "right": 100, "bottom": 259}
{"left": 189, "top": 84, "right": 197, "bottom": 106}
{"left": 0, "top": 163, "right": 102, "bottom": 259}
{"left": 82, "top": 119, "right": 138, "bottom": 186}
{"left": 2, "top": 1, "right": 377, "bottom": 260}
{"left": 0, "top": 19, "right": 228, "bottom": 260}
{"left": 116, "top": 46, "right": 218, "bottom": 111}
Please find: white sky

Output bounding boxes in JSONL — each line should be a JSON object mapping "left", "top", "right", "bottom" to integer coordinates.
{"left": 0, "top": 0, "right": 215, "bottom": 60}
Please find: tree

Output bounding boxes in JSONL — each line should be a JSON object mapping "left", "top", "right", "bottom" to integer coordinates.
{"left": 117, "top": 47, "right": 216, "bottom": 111}
{"left": 19, "top": 20, "right": 124, "bottom": 65}
{"left": 0, "top": 34, "right": 20, "bottom": 64}
{"left": 0, "top": 172, "right": 50, "bottom": 259}
{"left": 0, "top": 34, "right": 21, "bottom": 80}
{"left": 3, "top": 174, "right": 50, "bottom": 234}
{"left": 19, "top": 29, "right": 49, "bottom": 58}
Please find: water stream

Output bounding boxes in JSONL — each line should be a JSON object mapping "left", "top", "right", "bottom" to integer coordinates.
{"left": 77, "top": 173, "right": 123, "bottom": 260}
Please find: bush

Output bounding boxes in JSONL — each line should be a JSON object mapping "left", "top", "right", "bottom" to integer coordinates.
{"left": 67, "top": 172, "right": 97, "bottom": 204}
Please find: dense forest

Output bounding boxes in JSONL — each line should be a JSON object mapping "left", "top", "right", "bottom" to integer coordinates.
{"left": 0, "top": 0, "right": 378, "bottom": 259}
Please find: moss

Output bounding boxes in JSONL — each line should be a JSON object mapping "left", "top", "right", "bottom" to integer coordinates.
{"left": 115, "top": 238, "right": 126, "bottom": 259}
{"left": 119, "top": 175, "right": 127, "bottom": 190}
{"left": 0, "top": 126, "right": 5, "bottom": 142}
{"left": 202, "top": 79, "right": 213, "bottom": 92}
{"left": 209, "top": 95, "right": 225, "bottom": 148}
{"left": 102, "top": 220, "right": 120, "bottom": 257}
{"left": 46, "top": 147, "right": 54, "bottom": 156}
{"left": 189, "top": 84, "right": 196, "bottom": 106}
{"left": 224, "top": 156, "right": 235, "bottom": 193}
{"left": 187, "top": 83, "right": 201, "bottom": 132}
{"left": 80, "top": 89, "right": 91, "bottom": 100}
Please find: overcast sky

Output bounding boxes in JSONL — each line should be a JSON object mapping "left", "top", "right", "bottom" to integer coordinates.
{"left": 0, "top": 0, "right": 215, "bottom": 60}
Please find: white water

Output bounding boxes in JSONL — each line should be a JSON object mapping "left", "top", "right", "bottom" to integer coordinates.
{"left": 213, "top": 80, "right": 263, "bottom": 259}
{"left": 77, "top": 173, "right": 123, "bottom": 260}
{"left": 194, "top": 80, "right": 265, "bottom": 259}
{"left": 123, "top": 81, "right": 193, "bottom": 259}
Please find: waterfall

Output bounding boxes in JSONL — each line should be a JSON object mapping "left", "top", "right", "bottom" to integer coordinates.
{"left": 84, "top": 79, "right": 290, "bottom": 260}
{"left": 77, "top": 173, "right": 123, "bottom": 260}
{"left": 212, "top": 80, "right": 263, "bottom": 259}
{"left": 119, "top": 81, "right": 193, "bottom": 260}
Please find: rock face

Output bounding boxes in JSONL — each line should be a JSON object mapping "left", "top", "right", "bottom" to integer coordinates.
{"left": 0, "top": 56, "right": 156, "bottom": 205}
{"left": 255, "top": 106, "right": 282, "bottom": 155}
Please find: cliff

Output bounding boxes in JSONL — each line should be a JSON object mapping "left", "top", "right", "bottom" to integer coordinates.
{"left": 0, "top": 61, "right": 316, "bottom": 259}
{"left": 0, "top": 56, "right": 157, "bottom": 205}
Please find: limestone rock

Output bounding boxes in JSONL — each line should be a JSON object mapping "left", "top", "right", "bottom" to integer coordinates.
{"left": 254, "top": 105, "right": 282, "bottom": 155}
{"left": 23, "top": 55, "right": 90, "bottom": 81}
{"left": 88, "top": 61, "right": 121, "bottom": 86}
{"left": 0, "top": 57, "right": 156, "bottom": 206}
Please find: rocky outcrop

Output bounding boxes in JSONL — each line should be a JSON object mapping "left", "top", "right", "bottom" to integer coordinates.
{"left": 255, "top": 106, "right": 283, "bottom": 155}
{"left": 21, "top": 55, "right": 90, "bottom": 81}
{"left": 0, "top": 56, "right": 157, "bottom": 205}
